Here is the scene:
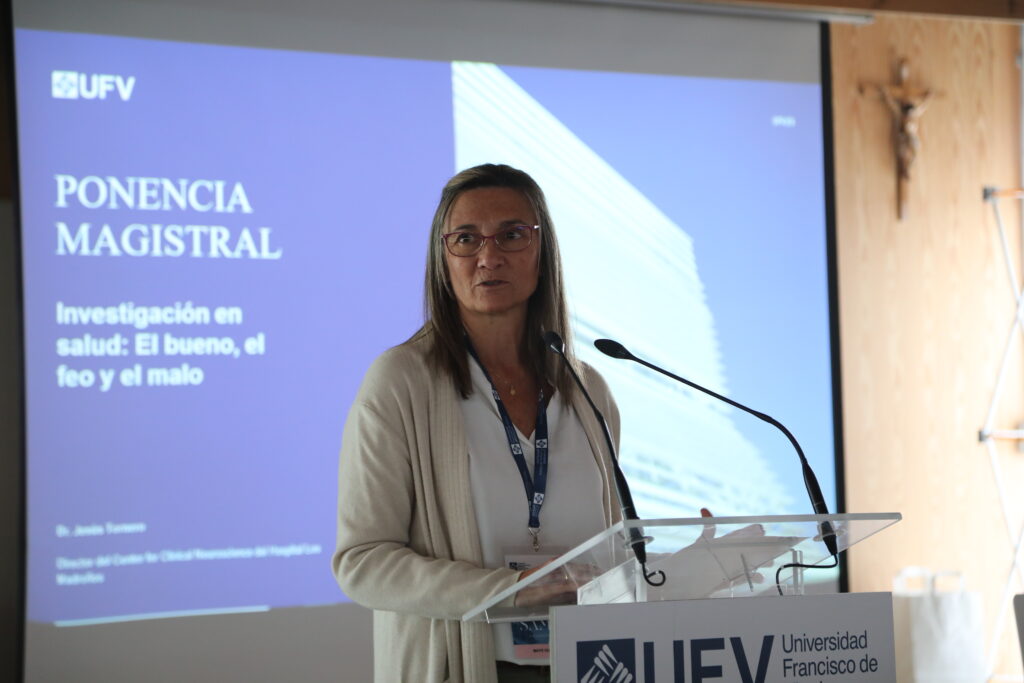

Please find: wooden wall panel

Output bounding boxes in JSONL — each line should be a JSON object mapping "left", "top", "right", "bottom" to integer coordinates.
{"left": 831, "top": 16, "right": 1024, "bottom": 676}
{"left": 694, "top": 0, "right": 1024, "bottom": 21}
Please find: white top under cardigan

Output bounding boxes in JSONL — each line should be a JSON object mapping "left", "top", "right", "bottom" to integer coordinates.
{"left": 463, "top": 357, "right": 606, "bottom": 664}
{"left": 332, "top": 330, "right": 622, "bottom": 683}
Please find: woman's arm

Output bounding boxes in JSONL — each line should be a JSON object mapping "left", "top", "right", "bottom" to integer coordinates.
{"left": 331, "top": 363, "right": 521, "bottom": 621}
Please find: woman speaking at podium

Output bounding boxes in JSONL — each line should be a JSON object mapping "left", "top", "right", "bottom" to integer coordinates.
{"left": 332, "top": 164, "right": 621, "bottom": 682}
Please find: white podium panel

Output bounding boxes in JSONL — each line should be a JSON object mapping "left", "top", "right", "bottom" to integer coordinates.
{"left": 552, "top": 592, "right": 895, "bottom": 683}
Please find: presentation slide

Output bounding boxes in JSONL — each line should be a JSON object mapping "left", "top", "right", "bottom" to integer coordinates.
{"left": 16, "top": 27, "right": 833, "bottom": 627}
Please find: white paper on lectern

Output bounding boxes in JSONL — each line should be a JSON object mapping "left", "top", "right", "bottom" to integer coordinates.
{"left": 643, "top": 534, "right": 805, "bottom": 601}
{"left": 577, "top": 559, "right": 636, "bottom": 606}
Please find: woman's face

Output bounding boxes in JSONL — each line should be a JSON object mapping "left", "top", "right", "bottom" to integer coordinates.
{"left": 444, "top": 186, "right": 541, "bottom": 325}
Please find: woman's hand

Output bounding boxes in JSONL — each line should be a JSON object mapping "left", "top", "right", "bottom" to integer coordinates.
{"left": 697, "top": 506, "right": 768, "bottom": 588}
{"left": 513, "top": 561, "right": 599, "bottom": 607}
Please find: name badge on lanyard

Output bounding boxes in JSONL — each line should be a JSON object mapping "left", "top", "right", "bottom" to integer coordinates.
{"left": 466, "top": 342, "right": 549, "bottom": 552}
{"left": 505, "top": 549, "right": 562, "bottom": 660}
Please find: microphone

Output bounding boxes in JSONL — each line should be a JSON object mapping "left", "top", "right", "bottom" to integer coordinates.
{"left": 594, "top": 338, "right": 838, "bottom": 558}
{"left": 542, "top": 331, "right": 665, "bottom": 587}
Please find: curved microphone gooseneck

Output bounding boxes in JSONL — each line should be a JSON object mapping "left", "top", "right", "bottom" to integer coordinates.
{"left": 542, "top": 331, "right": 665, "bottom": 588}
{"left": 593, "top": 338, "right": 839, "bottom": 569}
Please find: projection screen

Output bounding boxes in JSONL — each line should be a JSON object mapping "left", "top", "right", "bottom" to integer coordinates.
{"left": 10, "top": 0, "right": 838, "bottom": 680}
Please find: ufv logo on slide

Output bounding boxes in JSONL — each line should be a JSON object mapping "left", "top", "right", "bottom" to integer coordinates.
{"left": 577, "top": 635, "right": 774, "bottom": 683}
{"left": 51, "top": 70, "right": 136, "bottom": 101}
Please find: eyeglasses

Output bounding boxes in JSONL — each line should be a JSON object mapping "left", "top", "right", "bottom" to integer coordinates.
{"left": 441, "top": 225, "right": 540, "bottom": 257}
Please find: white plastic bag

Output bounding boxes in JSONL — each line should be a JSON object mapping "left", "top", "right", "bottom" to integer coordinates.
{"left": 892, "top": 567, "right": 986, "bottom": 683}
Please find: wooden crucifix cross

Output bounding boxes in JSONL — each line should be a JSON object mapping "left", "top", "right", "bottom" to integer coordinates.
{"left": 861, "top": 59, "right": 935, "bottom": 220}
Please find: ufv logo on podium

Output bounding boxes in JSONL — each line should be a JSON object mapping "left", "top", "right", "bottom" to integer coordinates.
{"left": 578, "top": 639, "right": 635, "bottom": 683}
{"left": 51, "top": 71, "right": 136, "bottom": 101}
{"left": 577, "top": 635, "right": 774, "bottom": 683}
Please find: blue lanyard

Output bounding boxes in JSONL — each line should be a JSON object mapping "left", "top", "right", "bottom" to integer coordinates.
{"left": 466, "top": 342, "right": 549, "bottom": 551}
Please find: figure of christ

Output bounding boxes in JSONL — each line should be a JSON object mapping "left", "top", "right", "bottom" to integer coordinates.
{"left": 876, "top": 60, "right": 934, "bottom": 219}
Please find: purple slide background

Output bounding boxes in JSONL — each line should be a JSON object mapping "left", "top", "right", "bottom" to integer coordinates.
{"left": 17, "top": 29, "right": 454, "bottom": 622}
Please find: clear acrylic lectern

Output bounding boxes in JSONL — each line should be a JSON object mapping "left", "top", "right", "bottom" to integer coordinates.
{"left": 462, "top": 513, "right": 901, "bottom": 624}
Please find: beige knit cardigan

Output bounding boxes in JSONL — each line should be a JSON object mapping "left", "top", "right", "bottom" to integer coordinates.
{"left": 332, "top": 331, "right": 622, "bottom": 682}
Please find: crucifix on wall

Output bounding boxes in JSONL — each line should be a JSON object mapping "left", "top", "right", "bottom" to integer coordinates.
{"left": 861, "top": 59, "right": 935, "bottom": 220}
